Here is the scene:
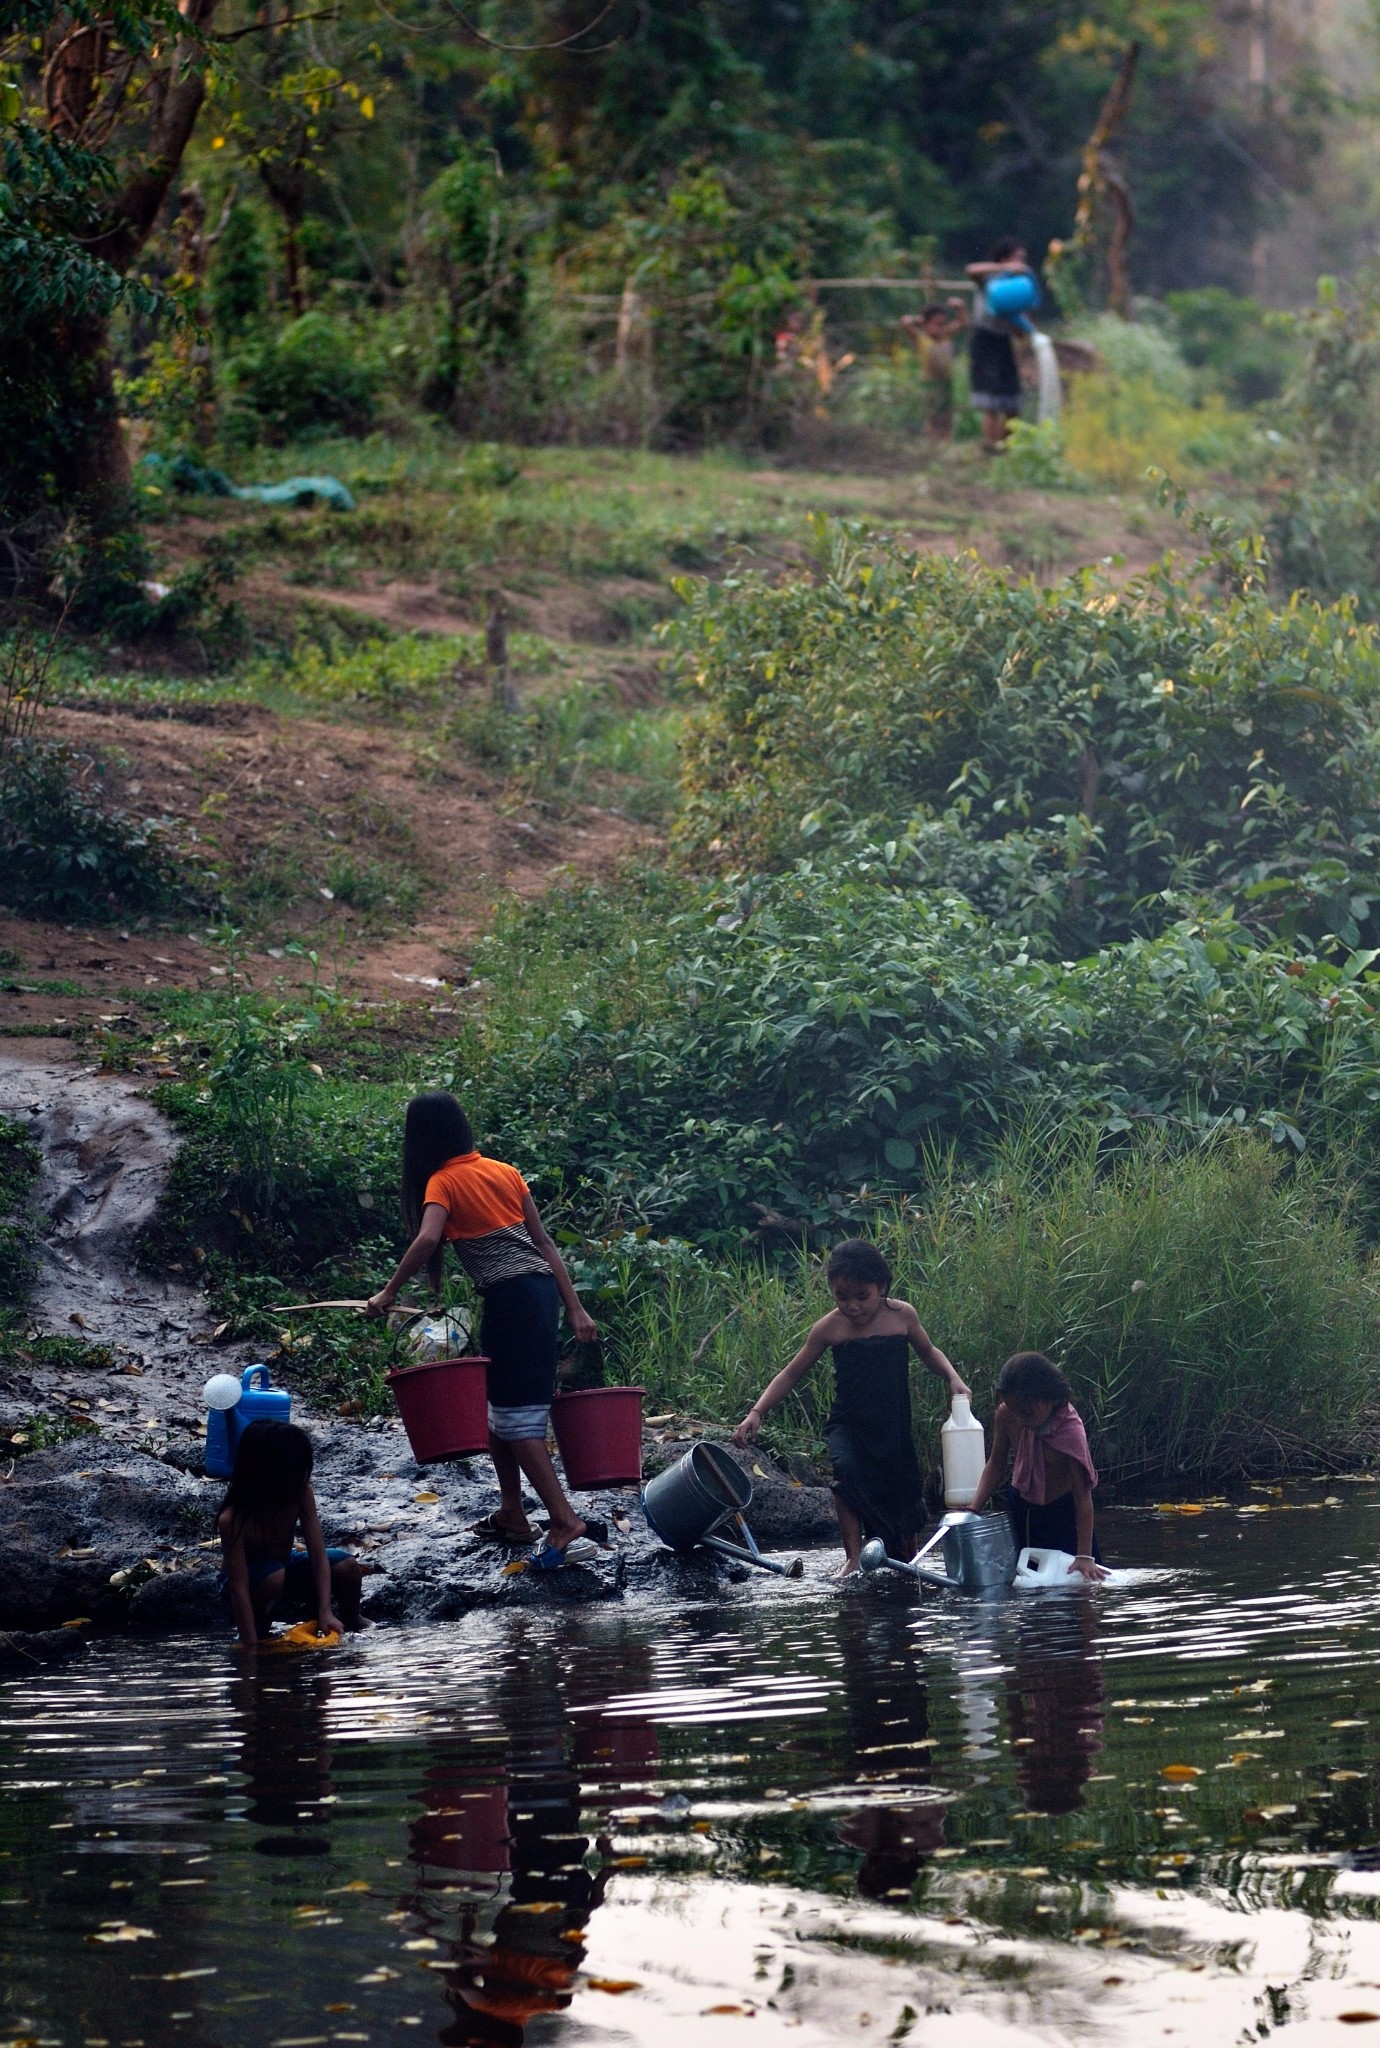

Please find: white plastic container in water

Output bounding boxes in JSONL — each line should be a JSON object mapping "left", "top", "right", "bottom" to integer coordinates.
{"left": 941, "top": 1394, "right": 986, "bottom": 1509}
{"left": 1014, "top": 1544, "right": 1077, "bottom": 1587}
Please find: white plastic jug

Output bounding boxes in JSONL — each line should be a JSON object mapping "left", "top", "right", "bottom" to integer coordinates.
{"left": 941, "top": 1394, "right": 986, "bottom": 1509}
{"left": 1013, "top": 1544, "right": 1077, "bottom": 1587}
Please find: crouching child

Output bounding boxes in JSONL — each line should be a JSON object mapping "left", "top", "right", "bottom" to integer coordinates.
{"left": 968, "top": 1352, "right": 1107, "bottom": 1580}
{"left": 218, "top": 1419, "right": 364, "bottom": 1648}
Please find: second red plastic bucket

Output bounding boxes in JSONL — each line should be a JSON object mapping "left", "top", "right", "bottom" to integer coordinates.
{"left": 550, "top": 1387, "right": 644, "bottom": 1487}
{"left": 388, "top": 1355, "right": 489, "bottom": 1464}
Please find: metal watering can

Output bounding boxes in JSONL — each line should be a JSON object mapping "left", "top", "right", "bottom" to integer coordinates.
{"left": 859, "top": 1510, "right": 1015, "bottom": 1595}
{"left": 642, "top": 1442, "right": 803, "bottom": 1578}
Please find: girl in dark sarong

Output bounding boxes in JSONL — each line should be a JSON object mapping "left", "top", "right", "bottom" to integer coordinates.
{"left": 734, "top": 1240, "right": 968, "bottom": 1577}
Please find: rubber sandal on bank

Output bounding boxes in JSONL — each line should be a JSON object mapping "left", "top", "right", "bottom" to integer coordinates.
{"left": 470, "top": 1516, "right": 535, "bottom": 1545}
{"left": 532, "top": 1536, "right": 601, "bottom": 1571}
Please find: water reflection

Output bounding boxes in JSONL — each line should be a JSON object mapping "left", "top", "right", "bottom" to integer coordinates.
{"left": 1004, "top": 1600, "right": 1106, "bottom": 1817}
{"left": 13, "top": 1498, "right": 1380, "bottom": 2045}
{"left": 418, "top": 1626, "right": 658, "bottom": 2043}
{"left": 232, "top": 1662, "right": 337, "bottom": 1854}
{"left": 834, "top": 1603, "right": 949, "bottom": 1895}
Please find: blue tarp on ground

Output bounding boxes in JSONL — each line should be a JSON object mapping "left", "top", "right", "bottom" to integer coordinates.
{"left": 138, "top": 453, "right": 355, "bottom": 512}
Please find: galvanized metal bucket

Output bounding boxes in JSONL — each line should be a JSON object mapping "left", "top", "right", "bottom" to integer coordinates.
{"left": 931, "top": 1510, "right": 1015, "bottom": 1592}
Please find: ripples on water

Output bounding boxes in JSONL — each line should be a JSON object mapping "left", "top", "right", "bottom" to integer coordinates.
{"left": 6, "top": 1489, "right": 1380, "bottom": 2046}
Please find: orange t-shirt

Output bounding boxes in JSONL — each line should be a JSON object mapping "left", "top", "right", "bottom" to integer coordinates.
{"left": 424, "top": 1151, "right": 529, "bottom": 1239}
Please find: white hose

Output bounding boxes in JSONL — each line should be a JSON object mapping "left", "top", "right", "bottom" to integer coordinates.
{"left": 1030, "top": 329, "right": 1062, "bottom": 424}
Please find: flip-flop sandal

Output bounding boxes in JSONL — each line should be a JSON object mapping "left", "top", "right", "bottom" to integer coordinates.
{"left": 470, "top": 1516, "right": 536, "bottom": 1545}
{"left": 532, "top": 1536, "right": 601, "bottom": 1571}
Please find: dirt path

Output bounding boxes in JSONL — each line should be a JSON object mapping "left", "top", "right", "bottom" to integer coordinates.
{"left": 0, "top": 699, "right": 652, "bottom": 1032}
{"left": 0, "top": 1039, "right": 249, "bottom": 1449}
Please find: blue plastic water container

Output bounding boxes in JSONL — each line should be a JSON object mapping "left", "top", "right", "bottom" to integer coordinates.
{"left": 985, "top": 272, "right": 1040, "bottom": 320}
{"left": 204, "top": 1363, "right": 292, "bottom": 1478}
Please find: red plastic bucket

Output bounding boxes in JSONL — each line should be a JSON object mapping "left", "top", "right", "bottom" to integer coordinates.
{"left": 388, "top": 1355, "right": 489, "bottom": 1464}
{"left": 550, "top": 1386, "right": 644, "bottom": 1488}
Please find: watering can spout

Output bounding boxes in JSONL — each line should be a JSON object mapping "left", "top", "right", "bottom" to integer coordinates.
{"left": 859, "top": 1538, "right": 953, "bottom": 1589}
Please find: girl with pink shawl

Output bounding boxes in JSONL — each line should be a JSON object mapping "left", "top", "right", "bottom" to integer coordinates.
{"left": 968, "top": 1352, "right": 1106, "bottom": 1581}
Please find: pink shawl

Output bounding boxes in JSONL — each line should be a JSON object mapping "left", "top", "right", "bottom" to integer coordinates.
{"left": 1010, "top": 1403, "right": 1097, "bottom": 1506}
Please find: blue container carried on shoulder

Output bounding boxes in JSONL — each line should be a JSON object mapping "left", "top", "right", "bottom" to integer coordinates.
{"left": 204, "top": 1364, "right": 292, "bottom": 1479}
{"left": 985, "top": 271, "right": 1040, "bottom": 323}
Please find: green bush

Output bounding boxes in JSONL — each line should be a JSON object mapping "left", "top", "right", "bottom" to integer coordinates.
{"left": 1165, "top": 287, "right": 1298, "bottom": 407}
{"left": 0, "top": 739, "right": 208, "bottom": 921}
{"left": 672, "top": 524, "right": 1380, "bottom": 950}
{"left": 1270, "top": 277, "right": 1380, "bottom": 614}
{"left": 228, "top": 312, "right": 379, "bottom": 443}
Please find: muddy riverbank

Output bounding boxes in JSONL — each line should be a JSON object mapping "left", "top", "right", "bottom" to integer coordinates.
{"left": 0, "top": 1040, "right": 836, "bottom": 1644}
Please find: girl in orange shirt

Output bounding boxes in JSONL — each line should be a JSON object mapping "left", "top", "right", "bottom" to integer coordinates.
{"left": 367, "top": 1092, "right": 600, "bottom": 1567}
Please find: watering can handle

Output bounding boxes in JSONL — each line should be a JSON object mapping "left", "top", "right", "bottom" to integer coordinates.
{"left": 241, "top": 1364, "right": 272, "bottom": 1392}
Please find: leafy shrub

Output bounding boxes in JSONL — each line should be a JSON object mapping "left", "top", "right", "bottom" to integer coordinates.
{"left": 0, "top": 740, "right": 207, "bottom": 920}
{"left": 1060, "top": 313, "right": 1256, "bottom": 487}
{"left": 995, "top": 419, "right": 1083, "bottom": 491}
{"left": 673, "top": 525, "right": 1380, "bottom": 950}
{"left": 228, "top": 313, "right": 379, "bottom": 442}
{"left": 1269, "top": 277, "right": 1380, "bottom": 615}
{"left": 1078, "top": 313, "right": 1196, "bottom": 401}
{"left": 839, "top": 353, "right": 943, "bottom": 437}
{"left": 1165, "top": 287, "right": 1298, "bottom": 407}
{"left": 416, "top": 150, "right": 530, "bottom": 420}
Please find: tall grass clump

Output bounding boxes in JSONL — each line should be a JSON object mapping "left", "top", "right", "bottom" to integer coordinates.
{"left": 591, "top": 1131, "right": 1380, "bottom": 1487}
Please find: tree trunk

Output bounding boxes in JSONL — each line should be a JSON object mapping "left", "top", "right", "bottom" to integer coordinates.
{"left": 260, "top": 160, "right": 310, "bottom": 315}
{"left": 42, "top": 0, "right": 224, "bottom": 525}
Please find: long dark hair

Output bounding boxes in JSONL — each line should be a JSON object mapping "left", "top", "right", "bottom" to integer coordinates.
{"left": 219, "top": 1419, "right": 313, "bottom": 1534}
{"left": 990, "top": 234, "right": 1025, "bottom": 262}
{"left": 998, "top": 1351, "right": 1072, "bottom": 1410}
{"left": 825, "top": 1238, "right": 892, "bottom": 1296}
{"left": 401, "top": 1090, "right": 474, "bottom": 1287}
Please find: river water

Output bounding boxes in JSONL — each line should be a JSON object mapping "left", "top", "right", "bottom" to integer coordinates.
{"left": 6, "top": 1484, "right": 1380, "bottom": 2048}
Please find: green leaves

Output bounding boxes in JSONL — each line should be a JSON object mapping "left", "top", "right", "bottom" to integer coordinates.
{"left": 672, "top": 530, "right": 1380, "bottom": 956}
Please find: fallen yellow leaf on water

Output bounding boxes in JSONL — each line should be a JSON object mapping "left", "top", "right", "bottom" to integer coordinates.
{"left": 1161, "top": 1765, "right": 1201, "bottom": 1782}
{"left": 692, "top": 1820, "right": 713, "bottom": 1833}
{"left": 500, "top": 1559, "right": 528, "bottom": 1577}
{"left": 702, "top": 2006, "right": 753, "bottom": 2017}
{"left": 1155, "top": 1502, "right": 1206, "bottom": 1515}
{"left": 414, "top": 1491, "right": 439, "bottom": 1504}
{"left": 1333, "top": 1719, "right": 1369, "bottom": 1729}
{"left": 1331, "top": 1770, "right": 1368, "bottom": 1782}
{"left": 587, "top": 1979, "right": 641, "bottom": 1994}
{"left": 612, "top": 1855, "right": 649, "bottom": 1868}
{"left": 87, "top": 1924, "right": 155, "bottom": 1943}
{"left": 342, "top": 1880, "right": 370, "bottom": 1892}
{"left": 403, "top": 1938, "right": 438, "bottom": 1951}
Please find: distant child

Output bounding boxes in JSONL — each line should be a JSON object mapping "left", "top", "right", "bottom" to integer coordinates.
{"left": 218, "top": 1418, "right": 363, "bottom": 1649}
{"left": 900, "top": 300, "right": 966, "bottom": 439}
{"left": 968, "top": 1352, "right": 1107, "bottom": 1580}
{"left": 733, "top": 1239, "right": 969, "bottom": 1577}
